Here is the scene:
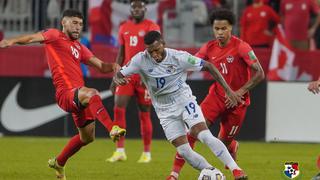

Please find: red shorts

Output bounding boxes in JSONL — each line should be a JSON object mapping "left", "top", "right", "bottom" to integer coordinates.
{"left": 56, "top": 88, "right": 95, "bottom": 128}
{"left": 200, "top": 91, "right": 247, "bottom": 141}
{"left": 115, "top": 74, "right": 151, "bottom": 105}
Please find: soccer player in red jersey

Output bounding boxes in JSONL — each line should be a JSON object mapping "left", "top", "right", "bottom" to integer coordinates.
{"left": 0, "top": 9, "right": 126, "bottom": 180}
{"left": 167, "top": 9, "right": 264, "bottom": 180}
{"left": 106, "top": 0, "right": 160, "bottom": 163}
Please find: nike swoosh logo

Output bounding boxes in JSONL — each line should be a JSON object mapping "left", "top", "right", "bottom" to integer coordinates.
{"left": 0, "top": 83, "right": 113, "bottom": 132}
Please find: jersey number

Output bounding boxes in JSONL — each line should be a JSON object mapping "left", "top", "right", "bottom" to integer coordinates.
{"left": 185, "top": 102, "right": 196, "bottom": 115}
{"left": 229, "top": 126, "right": 239, "bottom": 136}
{"left": 70, "top": 46, "right": 79, "bottom": 59}
{"left": 156, "top": 77, "right": 166, "bottom": 88}
{"left": 129, "top": 36, "right": 138, "bottom": 46}
{"left": 220, "top": 62, "right": 228, "bottom": 74}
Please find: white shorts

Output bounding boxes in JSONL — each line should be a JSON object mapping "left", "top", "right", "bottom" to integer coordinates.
{"left": 155, "top": 90, "right": 205, "bottom": 142}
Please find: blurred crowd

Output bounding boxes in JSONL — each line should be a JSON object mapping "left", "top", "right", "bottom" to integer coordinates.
{"left": 0, "top": 0, "right": 320, "bottom": 51}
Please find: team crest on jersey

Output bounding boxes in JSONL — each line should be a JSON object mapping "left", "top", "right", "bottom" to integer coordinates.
{"left": 166, "top": 65, "right": 176, "bottom": 73}
{"left": 138, "top": 30, "right": 146, "bottom": 37}
{"left": 226, "top": 55, "right": 234, "bottom": 63}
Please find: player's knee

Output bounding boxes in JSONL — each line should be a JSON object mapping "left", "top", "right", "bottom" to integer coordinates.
{"left": 81, "top": 136, "right": 95, "bottom": 144}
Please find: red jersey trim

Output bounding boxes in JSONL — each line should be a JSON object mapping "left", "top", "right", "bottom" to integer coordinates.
{"left": 46, "top": 45, "right": 72, "bottom": 89}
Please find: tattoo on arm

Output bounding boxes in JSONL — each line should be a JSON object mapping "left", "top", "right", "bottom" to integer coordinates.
{"left": 241, "top": 62, "right": 265, "bottom": 92}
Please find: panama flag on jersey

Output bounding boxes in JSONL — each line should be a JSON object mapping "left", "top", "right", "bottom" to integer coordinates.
{"left": 267, "top": 24, "right": 298, "bottom": 81}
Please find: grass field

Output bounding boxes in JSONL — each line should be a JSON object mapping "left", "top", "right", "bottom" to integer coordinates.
{"left": 0, "top": 137, "right": 318, "bottom": 180}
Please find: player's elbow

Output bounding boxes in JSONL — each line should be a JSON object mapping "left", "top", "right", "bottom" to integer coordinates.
{"left": 257, "top": 69, "right": 265, "bottom": 82}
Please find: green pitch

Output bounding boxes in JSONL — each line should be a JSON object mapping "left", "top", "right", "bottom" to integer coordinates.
{"left": 0, "top": 137, "right": 318, "bottom": 180}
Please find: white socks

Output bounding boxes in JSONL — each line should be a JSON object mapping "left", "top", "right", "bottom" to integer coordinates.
{"left": 176, "top": 143, "right": 211, "bottom": 171}
{"left": 197, "top": 129, "right": 240, "bottom": 171}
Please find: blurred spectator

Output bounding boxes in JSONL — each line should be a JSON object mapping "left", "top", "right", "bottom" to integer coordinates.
{"left": 280, "top": 0, "right": 320, "bottom": 50}
{"left": 314, "top": 0, "right": 320, "bottom": 49}
{"left": 80, "top": 35, "right": 91, "bottom": 77}
{"left": 0, "top": 30, "right": 3, "bottom": 41}
{"left": 240, "top": 0, "right": 280, "bottom": 47}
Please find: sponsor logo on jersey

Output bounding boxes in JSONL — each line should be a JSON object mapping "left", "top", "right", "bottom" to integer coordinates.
{"left": 138, "top": 30, "right": 146, "bottom": 37}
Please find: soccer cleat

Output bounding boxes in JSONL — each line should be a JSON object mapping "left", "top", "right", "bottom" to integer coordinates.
{"left": 312, "top": 172, "right": 320, "bottom": 180}
{"left": 233, "top": 169, "right": 248, "bottom": 180}
{"left": 166, "top": 175, "right": 178, "bottom": 180}
{"left": 48, "top": 158, "right": 66, "bottom": 180}
{"left": 137, "top": 152, "right": 151, "bottom": 163}
{"left": 106, "top": 151, "right": 127, "bottom": 162}
{"left": 109, "top": 125, "right": 126, "bottom": 142}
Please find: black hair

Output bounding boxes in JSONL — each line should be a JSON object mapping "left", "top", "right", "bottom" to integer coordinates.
{"left": 130, "top": 0, "right": 146, "bottom": 4}
{"left": 62, "top": 9, "right": 83, "bottom": 20}
{"left": 144, "top": 31, "right": 162, "bottom": 45}
{"left": 209, "top": 8, "right": 235, "bottom": 25}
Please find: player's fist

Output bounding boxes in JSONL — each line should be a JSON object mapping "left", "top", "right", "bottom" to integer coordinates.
{"left": 308, "top": 80, "right": 320, "bottom": 94}
{"left": 0, "top": 39, "right": 14, "bottom": 48}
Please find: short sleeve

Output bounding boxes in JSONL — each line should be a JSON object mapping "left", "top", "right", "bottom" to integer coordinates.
{"left": 118, "top": 25, "right": 125, "bottom": 45}
{"left": 81, "top": 44, "right": 94, "bottom": 64}
{"left": 179, "top": 51, "right": 204, "bottom": 72}
{"left": 195, "top": 42, "right": 208, "bottom": 60}
{"left": 41, "top": 28, "right": 60, "bottom": 43}
{"left": 148, "top": 22, "right": 161, "bottom": 32}
{"left": 120, "top": 53, "right": 142, "bottom": 76}
{"left": 239, "top": 41, "right": 258, "bottom": 66}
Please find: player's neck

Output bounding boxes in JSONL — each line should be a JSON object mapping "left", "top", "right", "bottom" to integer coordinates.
{"left": 218, "top": 37, "right": 231, "bottom": 47}
{"left": 133, "top": 18, "right": 144, "bottom": 24}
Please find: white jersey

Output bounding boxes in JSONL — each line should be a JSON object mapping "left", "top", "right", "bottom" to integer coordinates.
{"left": 120, "top": 48, "right": 204, "bottom": 108}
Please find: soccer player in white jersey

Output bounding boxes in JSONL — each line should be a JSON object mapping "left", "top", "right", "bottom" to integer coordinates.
{"left": 113, "top": 31, "right": 248, "bottom": 179}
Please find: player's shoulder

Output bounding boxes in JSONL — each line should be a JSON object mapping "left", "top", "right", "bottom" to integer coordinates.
{"left": 143, "top": 19, "right": 157, "bottom": 25}
{"left": 42, "top": 28, "right": 61, "bottom": 34}
{"left": 166, "top": 48, "right": 189, "bottom": 57}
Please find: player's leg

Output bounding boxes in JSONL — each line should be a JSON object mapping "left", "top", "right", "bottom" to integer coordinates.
{"left": 218, "top": 105, "right": 247, "bottom": 162}
{"left": 136, "top": 83, "right": 153, "bottom": 163}
{"left": 168, "top": 93, "right": 222, "bottom": 179}
{"left": 106, "top": 84, "right": 133, "bottom": 162}
{"left": 164, "top": 118, "right": 213, "bottom": 172}
{"left": 49, "top": 93, "right": 96, "bottom": 180}
{"left": 78, "top": 87, "right": 126, "bottom": 141}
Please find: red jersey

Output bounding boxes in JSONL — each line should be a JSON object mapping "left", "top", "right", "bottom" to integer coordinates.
{"left": 280, "top": 0, "right": 320, "bottom": 41}
{"left": 118, "top": 19, "right": 160, "bottom": 65}
{"left": 240, "top": 4, "right": 280, "bottom": 46}
{"left": 196, "top": 36, "right": 258, "bottom": 105}
{"left": 41, "top": 29, "right": 93, "bottom": 95}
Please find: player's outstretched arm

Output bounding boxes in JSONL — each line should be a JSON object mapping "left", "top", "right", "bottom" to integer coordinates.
{"left": 87, "top": 56, "right": 120, "bottom": 73}
{"left": 237, "top": 61, "right": 265, "bottom": 97}
{"left": 202, "top": 61, "right": 242, "bottom": 108}
{"left": 0, "top": 32, "right": 44, "bottom": 48}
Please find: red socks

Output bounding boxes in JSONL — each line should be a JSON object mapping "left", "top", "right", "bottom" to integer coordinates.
{"left": 56, "top": 134, "right": 87, "bottom": 166}
{"left": 172, "top": 134, "right": 197, "bottom": 173}
{"left": 114, "top": 106, "right": 126, "bottom": 148}
{"left": 88, "top": 95, "right": 113, "bottom": 131}
{"left": 139, "top": 111, "right": 153, "bottom": 152}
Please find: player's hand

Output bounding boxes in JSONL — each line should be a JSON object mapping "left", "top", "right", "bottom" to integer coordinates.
{"left": 109, "top": 81, "right": 117, "bottom": 94}
{"left": 112, "top": 63, "right": 121, "bottom": 73}
{"left": 224, "top": 89, "right": 242, "bottom": 109}
{"left": 308, "top": 80, "right": 320, "bottom": 94}
{"left": 113, "top": 76, "right": 129, "bottom": 86}
{"left": 0, "top": 39, "right": 14, "bottom": 48}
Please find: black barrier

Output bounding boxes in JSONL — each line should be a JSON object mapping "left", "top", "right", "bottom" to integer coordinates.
{"left": 0, "top": 77, "right": 266, "bottom": 140}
